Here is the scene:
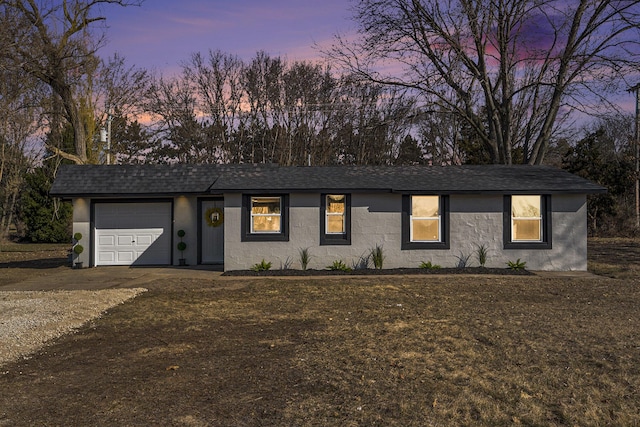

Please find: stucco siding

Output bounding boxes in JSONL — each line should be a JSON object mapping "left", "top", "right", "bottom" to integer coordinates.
{"left": 556, "top": 194, "right": 588, "bottom": 270}
{"left": 72, "top": 192, "right": 587, "bottom": 271}
{"left": 224, "top": 193, "right": 400, "bottom": 270}
{"left": 222, "top": 192, "right": 589, "bottom": 271}
{"left": 72, "top": 198, "right": 91, "bottom": 266}
{"left": 173, "top": 196, "right": 197, "bottom": 266}
{"left": 448, "top": 195, "right": 503, "bottom": 268}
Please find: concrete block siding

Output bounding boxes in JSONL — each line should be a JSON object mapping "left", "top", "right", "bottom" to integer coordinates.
{"left": 57, "top": 165, "right": 602, "bottom": 271}
{"left": 223, "top": 192, "right": 588, "bottom": 271}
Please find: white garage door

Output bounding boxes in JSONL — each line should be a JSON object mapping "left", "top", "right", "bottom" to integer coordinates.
{"left": 94, "top": 202, "right": 172, "bottom": 266}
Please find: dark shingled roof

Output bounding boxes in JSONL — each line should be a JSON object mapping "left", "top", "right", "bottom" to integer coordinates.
{"left": 50, "top": 164, "right": 606, "bottom": 197}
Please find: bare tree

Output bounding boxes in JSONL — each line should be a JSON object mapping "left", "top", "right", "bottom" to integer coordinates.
{"left": 0, "top": 65, "right": 43, "bottom": 240}
{"left": 242, "top": 51, "right": 285, "bottom": 163}
{"left": 146, "top": 72, "right": 227, "bottom": 164}
{"left": 0, "top": 0, "right": 143, "bottom": 164}
{"left": 183, "top": 50, "right": 246, "bottom": 163}
{"left": 142, "top": 49, "right": 418, "bottom": 166}
{"left": 94, "top": 54, "right": 150, "bottom": 163}
{"left": 96, "top": 54, "right": 150, "bottom": 121}
{"left": 327, "top": 0, "right": 640, "bottom": 164}
{"left": 183, "top": 51, "right": 343, "bottom": 165}
{"left": 418, "top": 110, "right": 467, "bottom": 165}
{"left": 281, "top": 61, "right": 340, "bottom": 165}
{"left": 332, "top": 77, "right": 415, "bottom": 165}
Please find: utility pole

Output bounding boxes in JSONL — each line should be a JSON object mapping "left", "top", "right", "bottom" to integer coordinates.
{"left": 106, "top": 107, "right": 112, "bottom": 165}
{"left": 100, "top": 107, "right": 113, "bottom": 165}
{"left": 630, "top": 84, "right": 640, "bottom": 229}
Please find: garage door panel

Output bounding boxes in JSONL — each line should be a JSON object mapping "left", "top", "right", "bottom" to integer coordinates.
{"left": 98, "top": 252, "right": 115, "bottom": 263}
{"left": 117, "top": 251, "right": 135, "bottom": 263}
{"left": 94, "top": 203, "right": 171, "bottom": 266}
{"left": 98, "top": 235, "right": 115, "bottom": 246}
{"left": 117, "top": 235, "right": 134, "bottom": 246}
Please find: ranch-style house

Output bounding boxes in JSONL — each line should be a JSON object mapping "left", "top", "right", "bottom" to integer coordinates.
{"left": 50, "top": 164, "right": 605, "bottom": 271}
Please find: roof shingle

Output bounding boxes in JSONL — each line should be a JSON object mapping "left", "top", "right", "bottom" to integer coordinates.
{"left": 50, "top": 164, "right": 606, "bottom": 197}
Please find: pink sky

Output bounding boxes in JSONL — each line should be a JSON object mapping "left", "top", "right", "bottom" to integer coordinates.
{"left": 97, "top": 1, "right": 637, "bottom": 115}
{"left": 99, "top": 0, "right": 353, "bottom": 72}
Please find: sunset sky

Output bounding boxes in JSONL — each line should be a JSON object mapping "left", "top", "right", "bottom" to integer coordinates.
{"left": 100, "top": 0, "right": 353, "bottom": 72}
{"left": 98, "top": 1, "right": 637, "bottom": 113}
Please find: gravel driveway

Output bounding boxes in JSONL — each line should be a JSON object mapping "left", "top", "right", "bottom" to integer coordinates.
{"left": 0, "top": 257, "right": 221, "bottom": 369}
{"left": 0, "top": 289, "right": 146, "bottom": 367}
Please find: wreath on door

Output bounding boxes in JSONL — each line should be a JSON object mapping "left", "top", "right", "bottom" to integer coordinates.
{"left": 205, "top": 207, "right": 224, "bottom": 227}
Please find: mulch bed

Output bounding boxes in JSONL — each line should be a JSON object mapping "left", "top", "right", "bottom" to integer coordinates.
{"left": 222, "top": 267, "right": 533, "bottom": 276}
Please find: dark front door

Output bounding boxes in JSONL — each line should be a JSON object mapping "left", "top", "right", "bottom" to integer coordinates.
{"left": 200, "top": 199, "right": 224, "bottom": 264}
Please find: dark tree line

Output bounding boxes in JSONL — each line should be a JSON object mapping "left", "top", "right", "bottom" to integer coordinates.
{"left": 121, "top": 50, "right": 417, "bottom": 166}
{"left": 562, "top": 117, "right": 637, "bottom": 236}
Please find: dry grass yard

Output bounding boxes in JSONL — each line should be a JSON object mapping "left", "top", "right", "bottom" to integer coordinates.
{"left": 0, "top": 239, "right": 638, "bottom": 426}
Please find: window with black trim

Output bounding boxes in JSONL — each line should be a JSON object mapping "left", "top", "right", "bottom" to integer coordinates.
{"left": 241, "top": 194, "right": 289, "bottom": 242}
{"left": 320, "top": 194, "right": 351, "bottom": 245}
{"left": 402, "top": 195, "right": 449, "bottom": 250}
{"left": 503, "top": 195, "right": 552, "bottom": 249}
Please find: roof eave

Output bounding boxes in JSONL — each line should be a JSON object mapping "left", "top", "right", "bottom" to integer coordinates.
{"left": 53, "top": 187, "right": 607, "bottom": 198}
{"left": 49, "top": 191, "right": 213, "bottom": 198}
{"left": 212, "top": 188, "right": 607, "bottom": 195}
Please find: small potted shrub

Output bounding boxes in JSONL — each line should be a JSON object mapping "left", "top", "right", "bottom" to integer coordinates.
{"left": 177, "top": 229, "right": 187, "bottom": 266}
{"left": 73, "top": 232, "right": 84, "bottom": 269}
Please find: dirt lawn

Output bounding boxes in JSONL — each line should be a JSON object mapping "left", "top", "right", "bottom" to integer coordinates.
{"left": 0, "top": 240, "right": 639, "bottom": 426}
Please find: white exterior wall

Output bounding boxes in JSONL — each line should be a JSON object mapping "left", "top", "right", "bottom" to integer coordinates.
{"left": 223, "top": 192, "right": 588, "bottom": 271}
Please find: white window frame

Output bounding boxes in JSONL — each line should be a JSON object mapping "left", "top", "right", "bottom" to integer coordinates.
{"left": 511, "top": 195, "right": 542, "bottom": 242}
{"left": 250, "top": 196, "right": 282, "bottom": 234}
{"left": 410, "top": 195, "right": 441, "bottom": 242}
{"left": 325, "top": 194, "right": 346, "bottom": 235}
